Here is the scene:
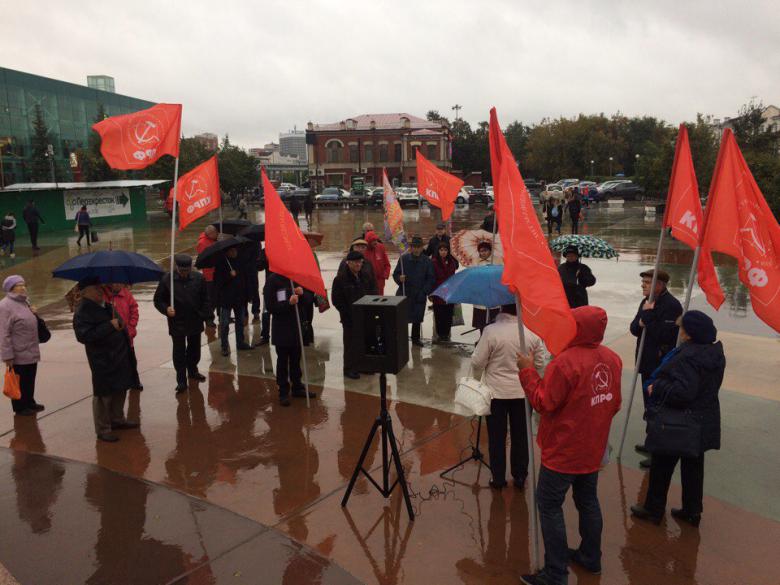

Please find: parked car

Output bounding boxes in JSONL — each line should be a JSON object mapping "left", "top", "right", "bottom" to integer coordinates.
{"left": 315, "top": 187, "right": 348, "bottom": 202}
{"left": 539, "top": 184, "right": 563, "bottom": 203}
{"left": 396, "top": 187, "right": 420, "bottom": 207}
{"left": 279, "top": 182, "right": 299, "bottom": 191}
{"left": 468, "top": 188, "right": 491, "bottom": 205}
{"left": 368, "top": 187, "right": 385, "bottom": 206}
{"left": 523, "top": 178, "right": 544, "bottom": 196}
{"left": 455, "top": 186, "right": 472, "bottom": 204}
{"left": 599, "top": 180, "right": 645, "bottom": 200}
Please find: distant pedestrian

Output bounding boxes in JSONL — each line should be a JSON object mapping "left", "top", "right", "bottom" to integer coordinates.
{"left": 73, "top": 276, "right": 138, "bottom": 443}
{"left": 558, "top": 245, "right": 596, "bottom": 308}
{"left": 75, "top": 206, "right": 92, "bottom": 248}
{"left": 303, "top": 195, "right": 314, "bottom": 227}
{"left": 363, "top": 231, "right": 391, "bottom": 294}
{"left": 263, "top": 272, "right": 317, "bottom": 406}
{"left": 361, "top": 222, "right": 375, "bottom": 239}
{"left": 544, "top": 198, "right": 563, "bottom": 236}
{"left": 22, "top": 200, "right": 44, "bottom": 251}
{"left": 154, "top": 255, "right": 210, "bottom": 393}
{"left": 0, "top": 275, "right": 44, "bottom": 416}
{"left": 517, "top": 306, "right": 622, "bottom": 585}
{"left": 393, "top": 235, "right": 435, "bottom": 347}
{"left": 630, "top": 268, "right": 683, "bottom": 467}
{"left": 430, "top": 243, "right": 459, "bottom": 342}
{"left": 214, "top": 247, "right": 252, "bottom": 356}
{"left": 567, "top": 190, "right": 582, "bottom": 234}
{"left": 630, "top": 310, "right": 725, "bottom": 528}
{"left": 196, "top": 225, "right": 219, "bottom": 328}
{"left": 290, "top": 196, "right": 301, "bottom": 225}
{"left": 425, "top": 223, "right": 450, "bottom": 257}
{"left": 238, "top": 196, "right": 248, "bottom": 219}
{"left": 331, "top": 251, "right": 377, "bottom": 379}
{"left": 1, "top": 212, "right": 17, "bottom": 258}
{"left": 103, "top": 283, "right": 142, "bottom": 391}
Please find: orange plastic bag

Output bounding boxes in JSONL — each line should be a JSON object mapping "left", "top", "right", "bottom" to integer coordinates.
{"left": 3, "top": 366, "right": 21, "bottom": 400}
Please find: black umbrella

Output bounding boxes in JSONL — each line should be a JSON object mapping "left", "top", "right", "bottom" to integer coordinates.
{"left": 195, "top": 236, "right": 251, "bottom": 269}
{"left": 213, "top": 219, "right": 252, "bottom": 235}
{"left": 238, "top": 224, "right": 265, "bottom": 241}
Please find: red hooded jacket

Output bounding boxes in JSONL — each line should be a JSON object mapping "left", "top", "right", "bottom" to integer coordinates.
{"left": 102, "top": 285, "right": 139, "bottom": 346}
{"left": 363, "top": 231, "right": 391, "bottom": 294}
{"left": 519, "top": 306, "right": 622, "bottom": 474}
{"left": 197, "top": 232, "right": 218, "bottom": 281}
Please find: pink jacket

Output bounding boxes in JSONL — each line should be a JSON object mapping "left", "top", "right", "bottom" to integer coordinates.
{"left": 0, "top": 293, "right": 40, "bottom": 365}
{"left": 103, "top": 286, "right": 139, "bottom": 345}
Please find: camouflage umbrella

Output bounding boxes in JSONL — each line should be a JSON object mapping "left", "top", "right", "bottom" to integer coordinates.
{"left": 550, "top": 235, "right": 619, "bottom": 259}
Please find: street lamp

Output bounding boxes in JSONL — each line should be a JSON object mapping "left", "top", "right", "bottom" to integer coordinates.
{"left": 590, "top": 159, "right": 594, "bottom": 177}
{"left": 608, "top": 156, "right": 613, "bottom": 176}
{"left": 634, "top": 153, "right": 640, "bottom": 177}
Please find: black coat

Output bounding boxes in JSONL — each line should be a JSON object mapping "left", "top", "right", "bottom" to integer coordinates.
{"left": 331, "top": 267, "right": 377, "bottom": 327}
{"left": 337, "top": 256, "right": 376, "bottom": 288}
{"left": 154, "top": 271, "right": 209, "bottom": 337}
{"left": 567, "top": 198, "right": 582, "bottom": 218}
{"left": 22, "top": 205, "right": 44, "bottom": 225}
{"left": 213, "top": 255, "right": 246, "bottom": 308}
{"left": 630, "top": 289, "right": 683, "bottom": 375}
{"left": 651, "top": 341, "right": 725, "bottom": 453}
{"left": 263, "top": 272, "right": 314, "bottom": 347}
{"left": 392, "top": 253, "right": 435, "bottom": 323}
{"left": 73, "top": 299, "right": 133, "bottom": 397}
{"left": 424, "top": 234, "right": 451, "bottom": 257}
{"left": 558, "top": 261, "right": 596, "bottom": 308}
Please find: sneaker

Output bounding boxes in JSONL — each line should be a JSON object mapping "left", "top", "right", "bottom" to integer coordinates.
{"left": 568, "top": 547, "right": 601, "bottom": 574}
{"left": 520, "top": 571, "right": 556, "bottom": 585}
{"left": 188, "top": 371, "right": 206, "bottom": 382}
{"left": 97, "top": 433, "right": 119, "bottom": 443}
{"left": 630, "top": 504, "right": 663, "bottom": 525}
{"left": 671, "top": 508, "right": 701, "bottom": 527}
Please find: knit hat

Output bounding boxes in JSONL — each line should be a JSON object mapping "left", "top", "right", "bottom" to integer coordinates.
{"left": 681, "top": 310, "right": 717, "bottom": 344}
{"left": 3, "top": 275, "right": 24, "bottom": 293}
{"left": 346, "top": 250, "right": 364, "bottom": 261}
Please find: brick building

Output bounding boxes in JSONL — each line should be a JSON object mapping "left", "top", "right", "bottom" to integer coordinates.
{"left": 305, "top": 113, "right": 451, "bottom": 191}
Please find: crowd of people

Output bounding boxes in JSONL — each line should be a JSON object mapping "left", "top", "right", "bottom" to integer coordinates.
{"left": 0, "top": 203, "right": 727, "bottom": 585}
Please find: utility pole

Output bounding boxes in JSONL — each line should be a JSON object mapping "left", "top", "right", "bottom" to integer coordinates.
{"left": 451, "top": 104, "right": 463, "bottom": 121}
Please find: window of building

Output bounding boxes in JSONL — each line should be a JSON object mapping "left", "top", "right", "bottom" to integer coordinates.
{"left": 427, "top": 144, "right": 437, "bottom": 160}
{"left": 364, "top": 146, "right": 373, "bottom": 162}
{"left": 349, "top": 144, "right": 359, "bottom": 163}
{"left": 394, "top": 143, "right": 402, "bottom": 162}
{"left": 379, "top": 144, "right": 388, "bottom": 162}
{"left": 326, "top": 141, "right": 342, "bottom": 163}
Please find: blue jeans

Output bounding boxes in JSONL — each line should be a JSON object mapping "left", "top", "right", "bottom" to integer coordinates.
{"left": 219, "top": 306, "right": 245, "bottom": 350}
{"left": 537, "top": 465, "right": 602, "bottom": 584}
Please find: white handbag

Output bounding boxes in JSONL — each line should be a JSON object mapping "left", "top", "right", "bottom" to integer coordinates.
{"left": 454, "top": 376, "right": 493, "bottom": 416}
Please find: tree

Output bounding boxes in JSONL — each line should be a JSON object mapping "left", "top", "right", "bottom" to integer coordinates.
{"left": 426, "top": 110, "right": 449, "bottom": 125}
{"left": 29, "top": 105, "right": 52, "bottom": 182}
{"left": 78, "top": 104, "right": 123, "bottom": 182}
{"left": 217, "top": 135, "right": 260, "bottom": 196}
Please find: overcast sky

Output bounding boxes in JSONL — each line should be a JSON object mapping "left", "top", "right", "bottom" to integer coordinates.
{"left": 3, "top": 0, "right": 778, "bottom": 147}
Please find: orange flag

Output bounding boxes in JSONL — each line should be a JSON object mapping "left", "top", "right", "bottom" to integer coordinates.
{"left": 262, "top": 169, "right": 326, "bottom": 297}
{"left": 663, "top": 124, "right": 724, "bottom": 308}
{"left": 490, "top": 108, "right": 576, "bottom": 354}
{"left": 92, "top": 103, "right": 182, "bottom": 169}
{"left": 415, "top": 150, "right": 463, "bottom": 220}
{"left": 171, "top": 156, "right": 221, "bottom": 231}
{"left": 700, "top": 129, "right": 780, "bottom": 332}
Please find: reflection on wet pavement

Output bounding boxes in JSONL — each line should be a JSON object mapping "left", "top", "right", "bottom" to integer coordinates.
{"left": 0, "top": 201, "right": 778, "bottom": 584}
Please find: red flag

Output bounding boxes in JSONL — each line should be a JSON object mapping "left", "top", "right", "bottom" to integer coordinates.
{"left": 262, "top": 170, "right": 326, "bottom": 297}
{"left": 490, "top": 108, "right": 576, "bottom": 354}
{"left": 92, "top": 103, "right": 182, "bottom": 169}
{"left": 663, "top": 124, "right": 724, "bottom": 308}
{"left": 415, "top": 150, "right": 463, "bottom": 220}
{"left": 171, "top": 156, "right": 221, "bottom": 231}
{"left": 700, "top": 129, "right": 780, "bottom": 332}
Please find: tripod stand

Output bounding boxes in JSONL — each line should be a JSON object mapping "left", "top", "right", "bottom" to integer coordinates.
{"left": 439, "top": 416, "right": 491, "bottom": 479}
{"left": 341, "top": 372, "right": 415, "bottom": 521}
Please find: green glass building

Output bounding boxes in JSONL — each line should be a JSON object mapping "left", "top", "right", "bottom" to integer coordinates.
{"left": 0, "top": 67, "right": 155, "bottom": 186}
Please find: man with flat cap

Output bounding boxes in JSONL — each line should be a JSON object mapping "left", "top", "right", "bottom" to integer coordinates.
{"left": 424, "top": 222, "right": 450, "bottom": 257}
{"left": 393, "top": 235, "right": 435, "bottom": 346}
{"left": 73, "top": 276, "right": 138, "bottom": 442}
{"left": 154, "top": 254, "right": 210, "bottom": 393}
{"left": 332, "top": 250, "right": 377, "bottom": 379}
{"left": 630, "top": 268, "right": 683, "bottom": 466}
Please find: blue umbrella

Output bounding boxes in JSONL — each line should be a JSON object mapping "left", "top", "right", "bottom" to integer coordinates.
{"left": 431, "top": 265, "right": 515, "bottom": 307}
{"left": 52, "top": 250, "right": 164, "bottom": 284}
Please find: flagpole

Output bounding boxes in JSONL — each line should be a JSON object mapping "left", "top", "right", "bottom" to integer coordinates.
{"left": 219, "top": 198, "right": 224, "bottom": 234}
{"left": 400, "top": 253, "right": 406, "bottom": 297}
{"left": 169, "top": 156, "right": 180, "bottom": 307}
{"left": 290, "top": 279, "right": 311, "bottom": 409}
{"left": 617, "top": 227, "right": 666, "bottom": 459}
{"left": 490, "top": 211, "right": 497, "bottom": 265}
{"left": 676, "top": 245, "right": 701, "bottom": 346}
{"left": 514, "top": 296, "right": 540, "bottom": 572}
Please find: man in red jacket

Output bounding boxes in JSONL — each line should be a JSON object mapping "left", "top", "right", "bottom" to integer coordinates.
{"left": 516, "top": 306, "right": 622, "bottom": 585}
{"left": 196, "top": 225, "right": 219, "bottom": 328}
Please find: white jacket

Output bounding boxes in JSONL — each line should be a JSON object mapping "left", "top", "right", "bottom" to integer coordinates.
{"left": 471, "top": 313, "right": 547, "bottom": 399}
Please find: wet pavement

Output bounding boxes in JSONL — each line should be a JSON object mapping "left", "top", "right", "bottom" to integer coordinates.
{"left": 0, "top": 199, "right": 778, "bottom": 584}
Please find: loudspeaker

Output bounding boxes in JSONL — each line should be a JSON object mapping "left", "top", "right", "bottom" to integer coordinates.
{"left": 352, "top": 295, "right": 409, "bottom": 375}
